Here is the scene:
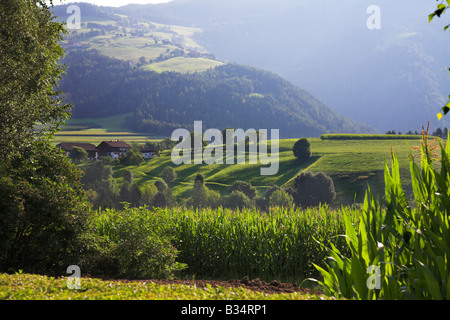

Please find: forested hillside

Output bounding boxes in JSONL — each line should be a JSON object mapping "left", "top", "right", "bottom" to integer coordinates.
{"left": 114, "top": 0, "right": 450, "bottom": 133}
{"left": 60, "top": 49, "right": 376, "bottom": 137}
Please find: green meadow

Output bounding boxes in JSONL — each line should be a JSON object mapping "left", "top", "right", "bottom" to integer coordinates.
{"left": 53, "top": 114, "right": 424, "bottom": 205}
{"left": 141, "top": 56, "right": 224, "bottom": 73}
{"left": 63, "top": 16, "right": 223, "bottom": 73}
{"left": 54, "top": 114, "right": 165, "bottom": 145}
{"left": 127, "top": 138, "right": 420, "bottom": 205}
{"left": 56, "top": 128, "right": 422, "bottom": 205}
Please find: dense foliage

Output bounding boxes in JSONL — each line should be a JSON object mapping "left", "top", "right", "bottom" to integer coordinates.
{"left": 0, "top": 0, "right": 91, "bottom": 275}
{"left": 293, "top": 171, "right": 337, "bottom": 208}
{"left": 313, "top": 131, "right": 450, "bottom": 299}
{"left": 81, "top": 206, "right": 186, "bottom": 279}
{"left": 429, "top": 1, "right": 450, "bottom": 119}
{"left": 59, "top": 49, "right": 375, "bottom": 138}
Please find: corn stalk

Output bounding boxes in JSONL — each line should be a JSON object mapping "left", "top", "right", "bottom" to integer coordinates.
{"left": 311, "top": 128, "right": 450, "bottom": 300}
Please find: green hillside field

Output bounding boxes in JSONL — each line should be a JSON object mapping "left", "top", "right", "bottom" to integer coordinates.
{"left": 57, "top": 8, "right": 224, "bottom": 74}
{"left": 54, "top": 128, "right": 425, "bottom": 206}
{"left": 117, "top": 138, "right": 421, "bottom": 205}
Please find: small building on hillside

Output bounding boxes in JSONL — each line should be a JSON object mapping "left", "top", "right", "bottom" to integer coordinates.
{"left": 96, "top": 140, "right": 131, "bottom": 159}
{"left": 140, "top": 146, "right": 158, "bottom": 159}
{"left": 56, "top": 142, "right": 98, "bottom": 160}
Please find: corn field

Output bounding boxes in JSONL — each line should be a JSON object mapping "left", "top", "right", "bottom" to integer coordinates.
{"left": 159, "top": 205, "right": 357, "bottom": 283}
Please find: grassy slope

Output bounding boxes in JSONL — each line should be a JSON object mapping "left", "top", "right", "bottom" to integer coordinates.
{"left": 54, "top": 113, "right": 421, "bottom": 204}
{"left": 102, "top": 137, "right": 421, "bottom": 206}
{"left": 307, "top": 138, "right": 420, "bottom": 203}
{"left": 141, "top": 56, "right": 223, "bottom": 73}
{"left": 64, "top": 17, "right": 223, "bottom": 73}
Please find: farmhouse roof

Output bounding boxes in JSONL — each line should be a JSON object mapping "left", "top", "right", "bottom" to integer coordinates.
{"left": 56, "top": 142, "right": 98, "bottom": 152}
{"left": 97, "top": 140, "right": 132, "bottom": 148}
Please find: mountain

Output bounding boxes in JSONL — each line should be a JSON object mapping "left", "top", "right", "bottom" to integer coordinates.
{"left": 51, "top": 2, "right": 377, "bottom": 137}
{"left": 59, "top": 49, "right": 376, "bottom": 138}
{"left": 113, "top": 0, "right": 450, "bottom": 133}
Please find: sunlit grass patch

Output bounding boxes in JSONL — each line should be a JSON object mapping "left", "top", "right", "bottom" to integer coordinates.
{"left": 0, "top": 273, "right": 329, "bottom": 300}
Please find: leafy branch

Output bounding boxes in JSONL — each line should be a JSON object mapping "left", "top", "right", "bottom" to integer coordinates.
{"left": 429, "top": 1, "right": 450, "bottom": 119}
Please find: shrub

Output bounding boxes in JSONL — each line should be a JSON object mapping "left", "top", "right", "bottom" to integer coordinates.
{"left": 69, "top": 146, "right": 88, "bottom": 164}
{"left": 268, "top": 189, "right": 294, "bottom": 208}
{"left": 161, "top": 166, "right": 177, "bottom": 186}
{"left": 293, "top": 171, "right": 336, "bottom": 207}
{"left": 83, "top": 206, "right": 186, "bottom": 279}
{"left": 292, "top": 138, "right": 312, "bottom": 162}
{"left": 224, "top": 190, "right": 252, "bottom": 209}
{"left": 0, "top": 142, "right": 91, "bottom": 275}
{"left": 228, "top": 180, "right": 256, "bottom": 199}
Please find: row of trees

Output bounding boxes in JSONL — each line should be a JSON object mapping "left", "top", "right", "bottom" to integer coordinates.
{"left": 385, "top": 127, "right": 449, "bottom": 138}
{"left": 189, "top": 172, "right": 336, "bottom": 211}
{"left": 80, "top": 158, "right": 175, "bottom": 210}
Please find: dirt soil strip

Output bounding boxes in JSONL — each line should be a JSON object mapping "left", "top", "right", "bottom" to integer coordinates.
{"left": 102, "top": 276, "right": 317, "bottom": 295}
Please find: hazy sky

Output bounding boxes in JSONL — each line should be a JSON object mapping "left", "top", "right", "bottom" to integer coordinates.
{"left": 51, "top": 0, "right": 173, "bottom": 7}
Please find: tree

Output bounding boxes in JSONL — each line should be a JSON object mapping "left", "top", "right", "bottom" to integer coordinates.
{"left": 0, "top": 0, "right": 70, "bottom": 156}
{"left": 195, "top": 173, "right": 205, "bottom": 184}
{"left": 0, "top": 0, "right": 91, "bottom": 274}
{"left": 81, "top": 158, "right": 114, "bottom": 188}
{"left": 429, "top": 2, "right": 450, "bottom": 119}
{"left": 137, "top": 56, "right": 147, "bottom": 67}
{"left": 119, "top": 181, "right": 142, "bottom": 208}
{"left": 292, "top": 138, "right": 312, "bottom": 162}
{"left": 224, "top": 190, "right": 251, "bottom": 209}
{"left": 190, "top": 174, "right": 222, "bottom": 209}
{"left": 120, "top": 143, "right": 144, "bottom": 166}
{"left": 161, "top": 166, "right": 177, "bottom": 186}
{"left": 205, "top": 189, "right": 222, "bottom": 209}
{"left": 293, "top": 171, "right": 336, "bottom": 207}
{"left": 228, "top": 180, "right": 256, "bottom": 199}
{"left": 122, "top": 169, "right": 134, "bottom": 184}
{"left": 152, "top": 179, "right": 172, "bottom": 208}
{"left": 141, "top": 184, "right": 158, "bottom": 207}
{"left": 432, "top": 127, "right": 444, "bottom": 138}
{"left": 69, "top": 146, "right": 88, "bottom": 164}
{"left": 268, "top": 189, "right": 294, "bottom": 208}
{"left": 191, "top": 178, "right": 208, "bottom": 208}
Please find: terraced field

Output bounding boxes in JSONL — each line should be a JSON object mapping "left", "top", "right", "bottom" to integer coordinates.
{"left": 54, "top": 120, "right": 423, "bottom": 205}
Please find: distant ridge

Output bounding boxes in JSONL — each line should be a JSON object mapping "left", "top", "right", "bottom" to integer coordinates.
{"left": 59, "top": 49, "right": 376, "bottom": 138}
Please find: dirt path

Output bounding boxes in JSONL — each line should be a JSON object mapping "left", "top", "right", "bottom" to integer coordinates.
{"left": 106, "top": 276, "right": 318, "bottom": 295}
